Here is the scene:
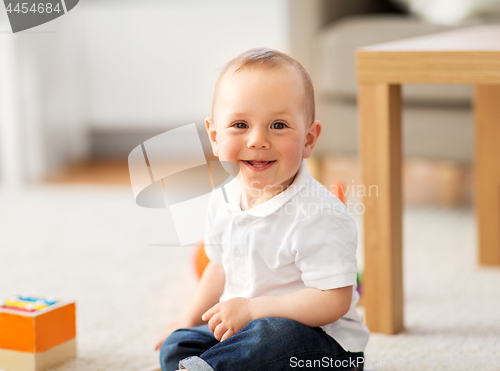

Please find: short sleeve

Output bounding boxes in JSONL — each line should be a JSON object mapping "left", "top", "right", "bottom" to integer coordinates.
{"left": 203, "top": 191, "right": 224, "bottom": 265}
{"left": 291, "top": 208, "right": 358, "bottom": 290}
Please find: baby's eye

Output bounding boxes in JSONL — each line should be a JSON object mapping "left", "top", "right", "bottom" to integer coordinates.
{"left": 232, "top": 122, "right": 248, "bottom": 129}
{"left": 271, "top": 121, "right": 287, "bottom": 129}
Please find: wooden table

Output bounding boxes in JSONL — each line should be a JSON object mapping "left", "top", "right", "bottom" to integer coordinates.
{"left": 356, "top": 25, "right": 500, "bottom": 334}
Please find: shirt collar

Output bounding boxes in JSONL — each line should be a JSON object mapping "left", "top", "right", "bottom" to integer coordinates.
{"left": 220, "top": 158, "right": 309, "bottom": 217}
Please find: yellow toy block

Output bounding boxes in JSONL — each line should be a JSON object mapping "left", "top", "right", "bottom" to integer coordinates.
{"left": 0, "top": 295, "right": 76, "bottom": 371}
{"left": 4, "top": 299, "right": 48, "bottom": 311}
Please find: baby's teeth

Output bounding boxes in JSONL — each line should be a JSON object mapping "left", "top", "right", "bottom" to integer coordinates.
{"left": 247, "top": 161, "right": 271, "bottom": 168}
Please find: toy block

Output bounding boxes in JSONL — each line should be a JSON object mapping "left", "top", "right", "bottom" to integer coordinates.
{"left": 0, "top": 295, "right": 76, "bottom": 371}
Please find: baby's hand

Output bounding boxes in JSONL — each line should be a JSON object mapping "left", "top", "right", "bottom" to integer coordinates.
{"left": 154, "top": 318, "right": 190, "bottom": 351}
{"left": 202, "top": 297, "right": 252, "bottom": 342}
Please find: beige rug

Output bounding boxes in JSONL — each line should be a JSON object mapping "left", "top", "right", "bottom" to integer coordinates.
{"left": 0, "top": 185, "right": 498, "bottom": 371}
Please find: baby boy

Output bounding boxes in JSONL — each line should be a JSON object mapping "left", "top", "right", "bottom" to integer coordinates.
{"left": 158, "top": 48, "right": 369, "bottom": 371}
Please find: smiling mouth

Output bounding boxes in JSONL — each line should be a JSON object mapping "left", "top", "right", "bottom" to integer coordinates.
{"left": 243, "top": 160, "right": 275, "bottom": 168}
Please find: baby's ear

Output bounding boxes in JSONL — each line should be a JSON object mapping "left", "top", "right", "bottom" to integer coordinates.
{"left": 205, "top": 117, "right": 219, "bottom": 157}
{"left": 302, "top": 120, "right": 322, "bottom": 158}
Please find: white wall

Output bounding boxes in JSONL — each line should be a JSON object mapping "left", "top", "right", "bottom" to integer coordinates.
{"left": 80, "top": 0, "right": 290, "bottom": 129}
{"left": 0, "top": 9, "right": 88, "bottom": 184}
{"left": 0, "top": 0, "right": 290, "bottom": 184}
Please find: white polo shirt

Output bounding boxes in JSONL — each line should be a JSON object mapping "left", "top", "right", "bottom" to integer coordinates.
{"left": 204, "top": 158, "right": 370, "bottom": 353}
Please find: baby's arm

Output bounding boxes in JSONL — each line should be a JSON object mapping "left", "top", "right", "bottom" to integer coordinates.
{"left": 184, "top": 261, "right": 226, "bottom": 326}
{"left": 154, "top": 261, "right": 225, "bottom": 350}
{"left": 248, "top": 286, "right": 352, "bottom": 327}
{"left": 202, "top": 286, "right": 352, "bottom": 342}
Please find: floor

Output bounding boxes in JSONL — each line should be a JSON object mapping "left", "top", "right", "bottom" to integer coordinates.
{"left": 1, "top": 162, "right": 499, "bottom": 371}
{"left": 49, "top": 160, "right": 131, "bottom": 186}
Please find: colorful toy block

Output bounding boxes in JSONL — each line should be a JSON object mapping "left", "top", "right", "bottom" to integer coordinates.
{"left": 0, "top": 295, "right": 76, "bottom": 371}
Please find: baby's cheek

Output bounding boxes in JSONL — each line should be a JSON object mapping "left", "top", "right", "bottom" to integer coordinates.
{"left": 281, "top": 141, "right": 303, "bottom": 160}
{"left": 218, "top": 140, "right": 241, "bottom": 160}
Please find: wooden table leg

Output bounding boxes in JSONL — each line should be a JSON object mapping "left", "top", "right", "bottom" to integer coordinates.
{"left": 474, "top": 85, "right": 500, "bottom": 266}
{"left": 358, "top": 83, "right": 404, "bottom": 334}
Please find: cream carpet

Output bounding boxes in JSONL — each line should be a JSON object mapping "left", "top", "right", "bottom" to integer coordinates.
{"left": 0, "top": 185, "right": 499, "bottom": 371}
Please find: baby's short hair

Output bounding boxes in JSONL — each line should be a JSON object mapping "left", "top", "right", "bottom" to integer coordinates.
{"left": 212, "top": 47, "right": 315, "bottom": 124}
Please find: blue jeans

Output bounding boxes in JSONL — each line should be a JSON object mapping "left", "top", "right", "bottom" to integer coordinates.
{"left": 160, "top": 317, "right": 364, "bottom": 371}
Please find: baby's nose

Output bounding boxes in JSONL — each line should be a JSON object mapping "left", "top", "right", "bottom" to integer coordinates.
{"left": 247, "top": 131, "right": 270, "bottom": 148}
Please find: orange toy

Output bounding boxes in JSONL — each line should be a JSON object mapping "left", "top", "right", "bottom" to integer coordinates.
{"left": 194, "top": 241, "right": 210, "bottom": 280}
{"left": 0, "top": 296, "right": 76, "bottom": 371}
{"left": 331, "top": 180, "right": 346, "bottom": 205}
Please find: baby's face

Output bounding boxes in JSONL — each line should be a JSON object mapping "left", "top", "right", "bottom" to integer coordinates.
{"left": 206, "top": 66, "right": 321, "bottom": 192}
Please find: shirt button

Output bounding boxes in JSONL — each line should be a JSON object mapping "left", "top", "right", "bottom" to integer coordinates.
{"left": 234, "top": 249, "right": 242, "bottom": 257}
{"left": 237, "top": 219, "right": 246, "bottom": 227}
